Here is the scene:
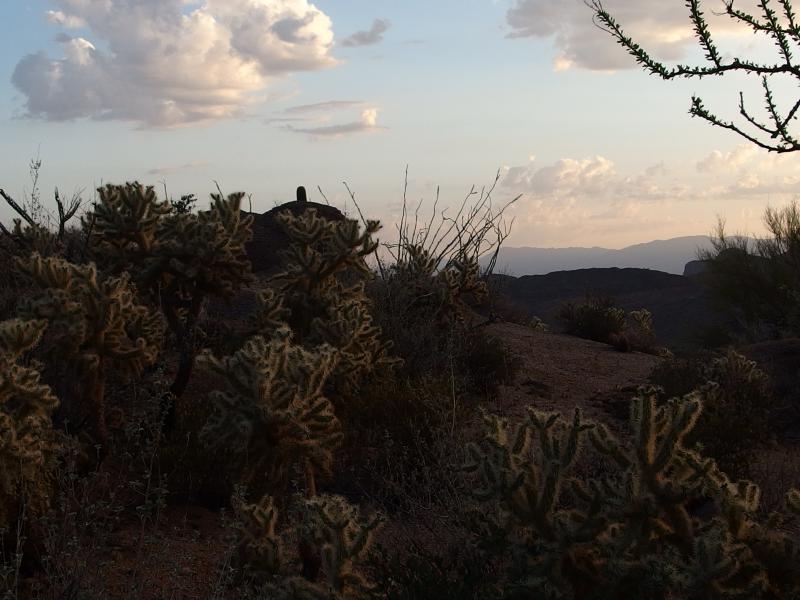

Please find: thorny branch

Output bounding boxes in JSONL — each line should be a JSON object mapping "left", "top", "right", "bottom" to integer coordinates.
{"left": 589, "top": 0, "right": 800, "bottom": 152}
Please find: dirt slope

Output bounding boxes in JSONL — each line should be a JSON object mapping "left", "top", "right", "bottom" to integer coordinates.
{"left": 484, "top": 320, "right": 661, "bottom": 422}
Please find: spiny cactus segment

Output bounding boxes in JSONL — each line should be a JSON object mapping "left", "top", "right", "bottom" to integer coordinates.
{"left": 464, "top": 388, "right": 800, "bottom": 597}
{"left": 0, "top": 318, "right": 59, "bottom": 530}
{"left": 262, "top": 208, "right": 400, "bottom": 402}
{"left": 86, "top": 182, "right": 253, "bottom": 426}
{"left": 199, "top": 328, "right": 343, "bottom": 493}
{"left": 15, "top": 253, "right": 163, "bottom": 447}
{"left": 235, "top": 493, "right": 383, "bottom": 599}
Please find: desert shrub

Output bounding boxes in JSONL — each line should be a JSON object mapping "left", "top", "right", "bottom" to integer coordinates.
{"left": 557, "top": 295, "right": 626, "bottom": 344}
{"left": 370, "top": 541, "right": 497, "bottom": 600}
{"left": 626, "top": 308, "right": 656, "bottom": 352}
{"left": 650, "top": 350, "right": 776, "bottom": 479}
{"left": 700, "top": 202, "right": 800, "bottom": 339}
{"left": 527, "top": 316, "right": 548, "bottom": 332}
{"left": 559, "top": 297, "right": 659, "bottom": 353}
{"left": 334, "top": 374, "right": 470, "bottom": 514}
{"left": 458, "top": 329, "right": 521, "bottom": 399}
{"left": 463, "top": 389, "right": 800, "bottom": 599}
{"left": 688, "top": 350, "right": 777, "bottom": 479}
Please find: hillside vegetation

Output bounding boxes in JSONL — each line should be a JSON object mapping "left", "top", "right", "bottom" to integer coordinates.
{"left": 0, "top": 179, "right": 797, "bottom": 599}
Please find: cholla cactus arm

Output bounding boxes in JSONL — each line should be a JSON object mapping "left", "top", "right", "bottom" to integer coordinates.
{"left": 299, "top": 495, "right": 384, "bottom": 598}
{"left": 232, "top": 494, "right": 284, "bottom": 577}
{"left": 15, "top": 253, "right": 163, "bottom": 447}
{"left": 88, "top": 183, "right": 171, "bottom": 265}
{"left": 789, "top": 489, "right": 800, "bottom": 516}
{"left": 199, "top": 330, "right": 343, "bottom": 492}
{"left": 264, "top": 209, "right": 400, "bottom": 402}
{"left": 85, "top": 184, "right": 253, "bottom": 419}
{"left": 0, "top": 319, "right": 59, "bottom": 529}
{"left": 0, "top": 319, "right": 58, "bottom": 419}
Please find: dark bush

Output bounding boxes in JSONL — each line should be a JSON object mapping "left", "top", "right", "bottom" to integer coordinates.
{"left": 650, "top": 350, "right": 777, "bottom": 479}
{"left": 458, "top": 329, "right": 521, "bottom": 398}
{"left": 557, "top": 295, "right": 626, "bottom": 344}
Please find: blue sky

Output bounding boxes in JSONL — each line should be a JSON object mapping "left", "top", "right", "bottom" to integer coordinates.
{"left": 1, "top": 0, "right": 798, "bottom": 247}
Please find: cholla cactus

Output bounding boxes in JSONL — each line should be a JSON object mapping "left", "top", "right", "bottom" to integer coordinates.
{"left": 0, "top": 319, "right": 59, "bottom": 530}
{"left": 15, "top": 253, "right": 163, "bottom": 447}
{"left": 198, "top": 327, "right": 342, "bottom": 494}
{"left": 235, "top": 493, "right": 383, "bottom": 599}
{"left": 262, "top": 209, "right": 400, "bottom": 401}
{"left": 85, "top": 183, "right": 253, "bottom": 424}
{"left": 464, "top": 387, "right": 800, "bottom": 598}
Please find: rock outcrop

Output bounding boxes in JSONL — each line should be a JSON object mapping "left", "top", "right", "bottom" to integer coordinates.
{"left": 245, "top": 187, "right": 346, "bottom": 275}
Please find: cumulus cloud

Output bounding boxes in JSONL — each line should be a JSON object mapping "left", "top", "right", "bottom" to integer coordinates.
{"left": 498, "top": 148, "right": 800, "bottom": 246}
{"left": 498, "top": 154, "right": 701, "bottom": 245}
{"left": 45, "top": 10, "right": 86, "bottom": 28}
{"left": 691, "top": 144, "right": 800, "bottom": 195}
{"left": 341, "top": 19, "right": 390, "bottom": 47}
{"left": 286, "top": 107, "right": 385, "bottom": 138}
{"left": 506, "top": 0, "right": 755, "bottom": 71}
{"left": 696, "top": 145, "right": 759, "bottom": 173}
{"left": 12, "top": 0, "right": 338, "bottom": 127}
{"left": 501, "top": 155, "right": 689, "bottom": 201}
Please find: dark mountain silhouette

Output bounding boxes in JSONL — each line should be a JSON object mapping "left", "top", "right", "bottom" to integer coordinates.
{"left": 488, "top": 267, "right": 733, "bottom": 347}
{"left": 485, "top": 236, "right": 716, "bottom": 276}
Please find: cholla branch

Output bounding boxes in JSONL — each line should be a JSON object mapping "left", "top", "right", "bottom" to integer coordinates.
{"left": 589, "top": 0, "right": 800, "bottom": 152}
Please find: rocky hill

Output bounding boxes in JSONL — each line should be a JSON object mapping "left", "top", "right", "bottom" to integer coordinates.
{"left": 488, "top": 267, "right": 732, "bottom": 347}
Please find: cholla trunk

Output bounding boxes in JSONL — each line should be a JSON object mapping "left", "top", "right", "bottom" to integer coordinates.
{"left": 300, "top": 460, "right": 322, "bottom": 582}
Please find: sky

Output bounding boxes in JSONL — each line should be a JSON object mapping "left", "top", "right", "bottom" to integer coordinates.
{"left": 1, "top": 0, "right": 800, "bottom": 249}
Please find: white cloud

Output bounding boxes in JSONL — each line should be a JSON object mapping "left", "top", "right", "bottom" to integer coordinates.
{"left": 286, "top": 107, "right": 385, "bottom": 138}
{"left": 341, "top": 19, "right": 390, "bottom": 47}
{"left": 696, "top": 145, "right": 758, "bottom": 172}
{"left": 498, "top": 148, "right": 800, "bottom": 246}
{"left": 501, "top": 155, "right": 686, "bottom": 200}
{"left": 13, "top": 0, "right": 338, "bottom": 127}
{"left": 506, "top": 0, "right": 756, "bottom": 71}
{"left": 696, "top": 144, "right": 800, "bottom": 194}
{"left": 45, "top": 10, "right": 87, "bottom": 28}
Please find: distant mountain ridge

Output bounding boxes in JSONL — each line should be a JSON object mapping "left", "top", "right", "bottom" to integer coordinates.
{"left": 485, "top": 236, "right": 716, "bottom": 276}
